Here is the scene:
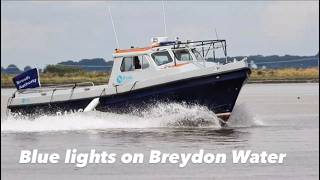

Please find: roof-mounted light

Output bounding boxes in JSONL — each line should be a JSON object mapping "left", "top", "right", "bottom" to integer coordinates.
{"left": 150, "top": 37, "right": 168, "bottom": 43}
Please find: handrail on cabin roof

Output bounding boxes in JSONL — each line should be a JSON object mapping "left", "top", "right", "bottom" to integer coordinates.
{"left": 113, "top": 39, "right": 227, "bottom": 55}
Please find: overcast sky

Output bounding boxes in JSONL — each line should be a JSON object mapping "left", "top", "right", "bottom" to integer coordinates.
{"left": 1, "top": 1, "right": 319, "bottom": 69}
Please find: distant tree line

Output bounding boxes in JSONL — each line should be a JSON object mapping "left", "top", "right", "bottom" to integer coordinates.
{"left": 1, "top": 64, "right": 33, "bottom": 74}
{"left": 43, "top": 64, "right": 84, "bottom": 76}
{"left": 58, "top": 58, "right": 113, "bottom": 72}
{"left": 1, "top": 58, "right": 113, "bottom": 75}
{"left": 208, "top": 53, "right": 319, "bottom": 69}
{"left": 1, "top": 53, "right": 319, "bottom": 75}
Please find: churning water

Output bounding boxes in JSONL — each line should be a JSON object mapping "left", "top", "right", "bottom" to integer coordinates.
{"left": 1, "top": 103, "right": 223, "bottom": 132}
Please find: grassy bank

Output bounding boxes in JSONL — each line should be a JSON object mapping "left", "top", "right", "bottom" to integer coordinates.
{"left": 249, "top": 68, "right": 319, "bottom": 83}
{"left": 1, "top": 68, "right": 319, "bottom": 88}
{"left": 1, "top": 72, "right": 110, "bottom": 87}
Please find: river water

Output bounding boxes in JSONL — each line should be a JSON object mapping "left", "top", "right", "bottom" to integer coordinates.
{"left": 1, "top": 83, "right": 319, "bottom": 179}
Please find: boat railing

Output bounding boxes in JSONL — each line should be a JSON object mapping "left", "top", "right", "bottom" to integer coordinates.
{"left": 7, "top": 81, "right": 95, "bottom": 108}
{"left": 45, "top": 81, "right": 95, "bottom": 89}
{"left": 12, "top": 81, "right": 95, "bottom": 96}
{"left": 191, "top": 56, "right": 248, "bottom": 69}
{"left": 217, "top": 56, "right": 249, "bottom": 67}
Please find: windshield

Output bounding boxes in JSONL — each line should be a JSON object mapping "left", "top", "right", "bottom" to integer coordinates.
{"left": 151, "top": 51, "right": 173, "bottom": 66}
{"left": 173, "top": 49, "right": 193, "bottom": 61}
{"left": 191, "top": 48, "right": 204, "bottom": 60}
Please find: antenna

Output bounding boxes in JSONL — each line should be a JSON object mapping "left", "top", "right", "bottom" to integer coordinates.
{"left": 108, "top": 5, "right": 120, "bottom": 49}
{"left": 214, "top": 28, "right": 219, "bottom": 40}
{"left": 162, "top": 0, "right": 167, "bottom": 37}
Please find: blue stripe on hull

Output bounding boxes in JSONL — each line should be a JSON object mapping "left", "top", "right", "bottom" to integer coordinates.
{"left": 8, "top": 68, "right": 250, "bottom": 117}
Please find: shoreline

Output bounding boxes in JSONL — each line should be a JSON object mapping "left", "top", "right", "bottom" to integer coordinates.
{"left": 247, "top": 79, "right": 319, "bottom": 84}
{"left": 1, "top": 79, "right": 319, "bottom": 88}
{"left": 2, "top": 68, "right": 318, "bottom": 88}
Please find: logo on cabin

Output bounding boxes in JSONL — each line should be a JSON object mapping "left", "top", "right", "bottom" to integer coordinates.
{"left": 116, "top": 75, "right": 133, "bottom": 84}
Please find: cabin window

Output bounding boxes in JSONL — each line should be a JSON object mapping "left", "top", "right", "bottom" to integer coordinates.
{"left": 141, "top": 56, "right": 150, "bottom": 69}
{"left": 120, "top": 55, "right": 149, "bottom": 72}
{"left": 120, "top": 57, "right": 134, "bottom": 72}
{"left": 151, "top": 51, "right": 173, "bottom": 66}
{"left": 173, "top": 49, "right": 193, "bottom": 61}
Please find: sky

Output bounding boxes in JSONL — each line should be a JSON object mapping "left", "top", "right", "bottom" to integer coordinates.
{"left": 1, "top": 1, "right": 319, "bottom": 69}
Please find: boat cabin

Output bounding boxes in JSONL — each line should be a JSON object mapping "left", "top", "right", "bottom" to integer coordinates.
{"left": 109, "top": 37, "right": 229, "bottom": 87}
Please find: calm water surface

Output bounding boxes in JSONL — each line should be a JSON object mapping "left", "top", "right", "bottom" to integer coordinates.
{"left": 1, "top": 83, "right": 319, "bottom": 180}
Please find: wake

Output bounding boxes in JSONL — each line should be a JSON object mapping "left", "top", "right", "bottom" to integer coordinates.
{"left": 1, "top": 103, "right": 263, "bottom": 133}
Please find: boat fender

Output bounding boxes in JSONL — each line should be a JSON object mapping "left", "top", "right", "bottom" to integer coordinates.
{"left": 84, "top": 98, "right": 100, "bottom": 112}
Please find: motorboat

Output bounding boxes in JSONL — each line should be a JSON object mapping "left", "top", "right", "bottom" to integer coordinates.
{"left": 7, "top": 37, "right": 251, "bottom": 123}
